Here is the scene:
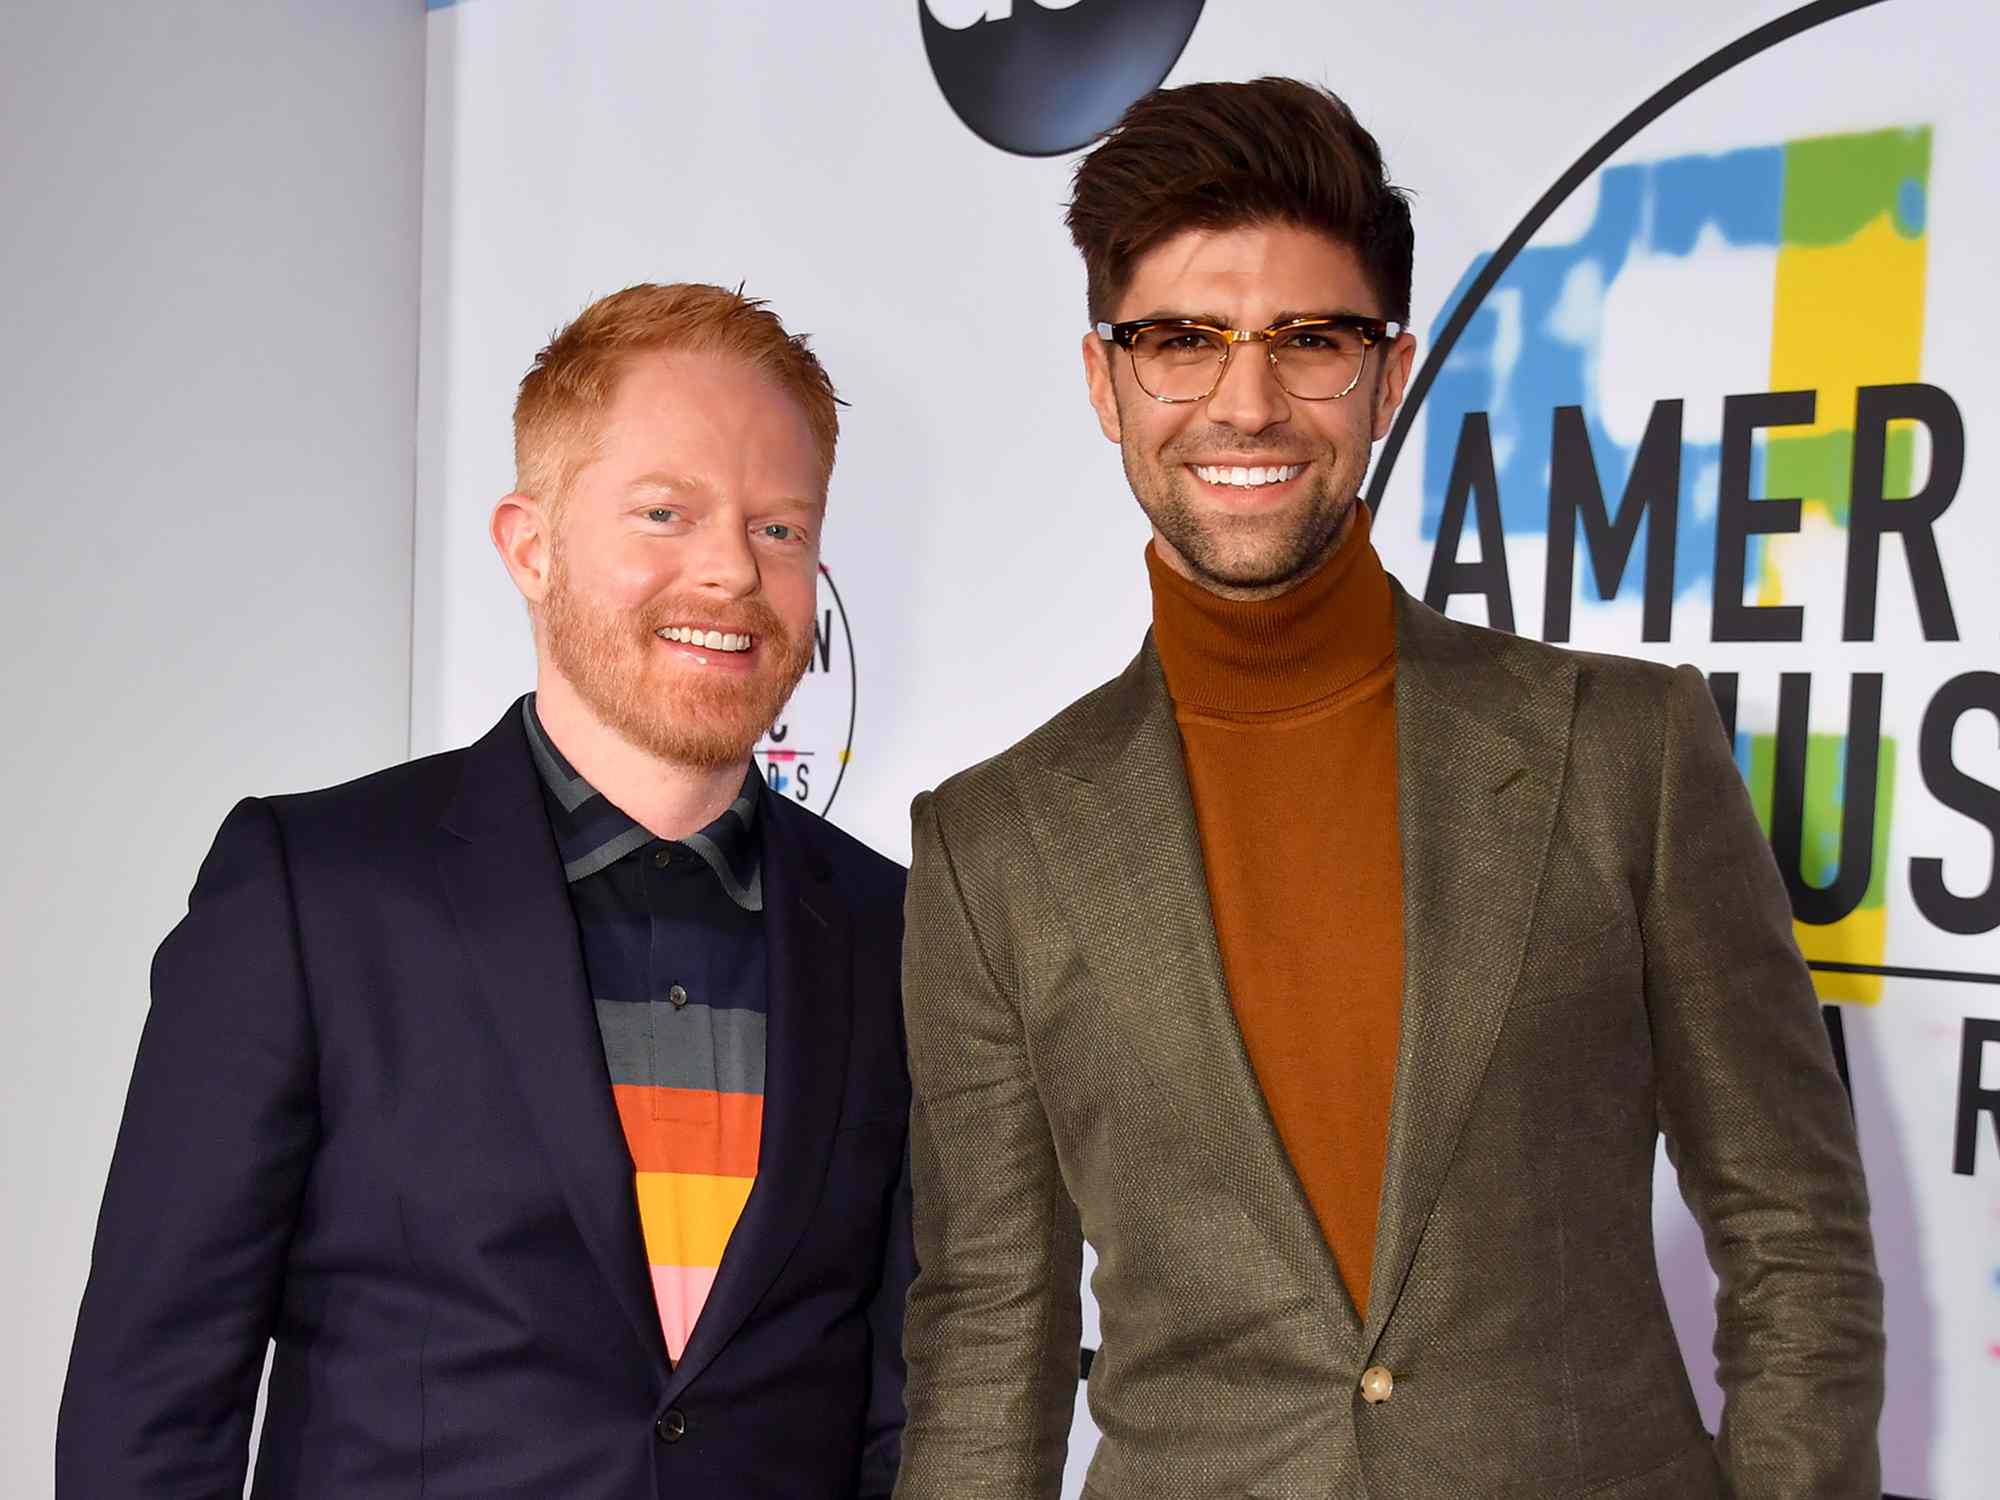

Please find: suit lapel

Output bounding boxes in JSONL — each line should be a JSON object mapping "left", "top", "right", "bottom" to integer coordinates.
{"left": 436, "top": 705, "right": 668, "bottom": 1372}
{"left": 1028, "top": 644, "right": 1360, "bottom": 1340}
{"left": 1361, "top": 590, "right": 1576, "bottom": 1349}
{"left": 666, "top": 795, "right": 852, "bottom": 1399}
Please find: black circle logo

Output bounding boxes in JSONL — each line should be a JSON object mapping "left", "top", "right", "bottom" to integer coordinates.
{"left": 920, "top": 0, "right": 1206, "bottom": 158}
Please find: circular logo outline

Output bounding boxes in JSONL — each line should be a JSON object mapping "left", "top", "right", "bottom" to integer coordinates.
{"left": 754, "top": 561, "right": 857, "bottom": 817}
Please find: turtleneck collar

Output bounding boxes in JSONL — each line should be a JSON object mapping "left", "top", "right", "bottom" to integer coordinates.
{"left": 1146, "top": 501, "right": 1396, "bottom": 716}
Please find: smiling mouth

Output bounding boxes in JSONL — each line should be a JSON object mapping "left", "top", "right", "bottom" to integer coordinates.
{"left": 656, "top": 626, "right": 754, "bottom": 653}
{"left": 1191, "top": 463, "right": 1305, "bottom": 488}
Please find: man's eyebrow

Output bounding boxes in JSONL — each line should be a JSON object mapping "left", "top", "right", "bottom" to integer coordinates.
{"left": 623, "top": 472, "right": 709, "bottom": 497}
{"left": 1270, "top": 307, "right": 1370, "bottom": 325}
{"left": 1129, "top": 309, "right": 1234, "bottom": 326}
{"left": 1125, "top": 308, "right": 1372, "bottom": 328}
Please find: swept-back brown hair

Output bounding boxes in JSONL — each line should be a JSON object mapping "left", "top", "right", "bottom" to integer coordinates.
{"left": 513, "top": 282, "right": 841, "bottom": 508}
{"left": 1066, "top": 77, "right": 1413, "bottom": 326}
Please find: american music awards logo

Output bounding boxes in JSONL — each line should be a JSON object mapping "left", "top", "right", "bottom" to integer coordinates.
{"left": 919, "top": 0, "right": 1205, "bottom": 157}
{"left": 755, "top": 563, "right": 856, "bottom": 816}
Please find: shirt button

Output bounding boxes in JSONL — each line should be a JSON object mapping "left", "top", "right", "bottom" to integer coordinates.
{"left": 1359, "top": 1365, "right": 1394, "bottom": 1405}
{"left": 653, "top": 849, "right": 673, "bottom": 868}
{"left": 655, "top": 1407, "right": 687, "bottom": 1443}
{"left": 668, "top": 984, "right": 689, "bottom": 1009}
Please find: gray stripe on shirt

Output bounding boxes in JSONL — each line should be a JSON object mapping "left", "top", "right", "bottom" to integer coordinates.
{"left": 595, "top": 997, "right": 768, "bottom": 1095}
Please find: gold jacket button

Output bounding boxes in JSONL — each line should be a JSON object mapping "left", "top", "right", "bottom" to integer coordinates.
{"left": 1359, "top": 1365, "right": 1394, "bottom": 1405}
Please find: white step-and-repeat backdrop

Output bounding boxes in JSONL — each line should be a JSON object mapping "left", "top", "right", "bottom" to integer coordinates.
{"left": 415, "top": 2, "right": 1998, "bottom": 1493}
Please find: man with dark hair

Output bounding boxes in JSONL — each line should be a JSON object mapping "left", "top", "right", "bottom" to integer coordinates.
{"left": 60, "top": 284, "right": 912, "bottom": 1499}
{"left": 895, "top": 80, "right": 1881, "bottom": 1499}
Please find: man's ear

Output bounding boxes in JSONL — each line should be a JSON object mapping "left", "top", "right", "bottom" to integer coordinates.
{"left": 1371, "top": 331, "right": 1418, "bottom": 442}
{"left": 1081, "top": 331, "right": 1123, "bottom": 444}
{"left": 491, "top": 493, "right": 554, "bottom": 606}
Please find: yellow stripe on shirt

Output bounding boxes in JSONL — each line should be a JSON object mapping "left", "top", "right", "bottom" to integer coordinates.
{"left": 634, "top": 1170, "right": 756, "bottom": 1269}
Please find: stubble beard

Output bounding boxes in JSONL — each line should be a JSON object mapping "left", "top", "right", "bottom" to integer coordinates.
{"left": 540, "top": 551, "right": 814, "bottom": 772}
{"left": 1126, "top": 433, "right": 1359, "bottom": 598}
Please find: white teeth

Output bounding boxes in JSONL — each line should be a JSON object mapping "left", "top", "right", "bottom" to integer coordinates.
{"left": 656, "top": 626, "right": 752, "bottom": 652}
{"left": 1193, "top": 463, "right": 1303, "bottom": 488}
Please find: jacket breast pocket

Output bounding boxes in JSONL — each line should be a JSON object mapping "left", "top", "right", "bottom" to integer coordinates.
{"left": 1510, "top": 912, "right": 1637, "bottom": 1012}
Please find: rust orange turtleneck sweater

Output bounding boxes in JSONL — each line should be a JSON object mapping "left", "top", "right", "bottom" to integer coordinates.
{"left": 1146, "top": 505, "right": 1402, "bottom": 1317}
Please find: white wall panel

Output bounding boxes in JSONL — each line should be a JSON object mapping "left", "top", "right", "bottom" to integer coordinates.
{"left": 1, "top": 3, "right": 425, "bottom": 1490}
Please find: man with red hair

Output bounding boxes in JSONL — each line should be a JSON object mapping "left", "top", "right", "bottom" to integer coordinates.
{"left": 60, "top": 284, "right": 912, "bottom": 1500}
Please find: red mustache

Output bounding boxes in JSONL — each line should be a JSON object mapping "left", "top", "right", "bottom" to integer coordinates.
{"left": 643, "top": 596, "right": 791, "bottom": 642}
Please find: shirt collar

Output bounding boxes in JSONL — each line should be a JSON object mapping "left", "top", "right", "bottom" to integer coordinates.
{"left": 521, "top": 695, "right": 764, "bottom": 912}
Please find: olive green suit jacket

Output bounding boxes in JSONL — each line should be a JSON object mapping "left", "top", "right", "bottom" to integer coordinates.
{"left": 896, "top": 587, "right": 1881, "bottom": 1500}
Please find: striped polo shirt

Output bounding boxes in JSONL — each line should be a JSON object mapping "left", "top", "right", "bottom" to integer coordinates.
{"left": 523, "top": 697, "right": 767, "bottom": 1365}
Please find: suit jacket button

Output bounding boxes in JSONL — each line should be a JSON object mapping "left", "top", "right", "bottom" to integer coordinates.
{"left": 1359, "top": 1365, "right": 1394, "bottom": 1405}
{"left": 656, "top": 1408, "right": 687, "bottom": 1443}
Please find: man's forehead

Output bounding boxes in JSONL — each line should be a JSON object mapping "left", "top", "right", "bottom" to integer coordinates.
{"left": 1117, "top": 223, "right": 1373, "bottom": 317}
{"left": 605, "top": 345, "right": 759, "bottom": 407}
{"left": 599, "top": 353, "right": 813, "bottom": 442}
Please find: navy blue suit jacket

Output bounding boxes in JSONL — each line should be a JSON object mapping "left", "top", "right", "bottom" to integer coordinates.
{"left": 58, "top": 702, "right": 913, "bottom": 1499}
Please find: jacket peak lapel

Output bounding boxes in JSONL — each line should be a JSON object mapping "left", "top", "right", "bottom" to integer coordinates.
{"left": 436, "top": 705, "right": 669, "bottom": 1372}
{"left": 1029, "top": 642, "right": 1361, "bottom": 1340}
{"left": 1363, "top": 593, "right": 1576, "bottom": 1348}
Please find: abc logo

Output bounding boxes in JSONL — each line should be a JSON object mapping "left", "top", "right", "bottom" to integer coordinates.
{"left": 920, "top": 0, "right": 1206, "bottom": 157}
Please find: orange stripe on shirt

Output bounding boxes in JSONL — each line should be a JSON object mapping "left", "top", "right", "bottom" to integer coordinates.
{"left": 612, "top": 1085, "right": 764, "bottom": 1177}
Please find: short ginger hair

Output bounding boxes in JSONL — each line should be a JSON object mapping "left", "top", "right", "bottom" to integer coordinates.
{"left": 513, "top": 282, "right": 841, "bottom": 506}
{"left": 1065, "top": 77, "right": 1414, "bottom": 326}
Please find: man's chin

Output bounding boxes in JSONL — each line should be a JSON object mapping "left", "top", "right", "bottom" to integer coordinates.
{"left": 1164, "top": 499, "right": 1351, "bottom": 594}
{"left": 574, "top": 674, "right": 785, "bottom": 773}
{"left": 646, "top": 691, "right": 780, "bottom": 769}
{"left": 542, "top": 605, "right": 804, "bottom": 772}
{"left": 1174, "top": 532, "right": 1335, "bottom": 594}
{"left": 629, "top": 715, "right": 767, "bottom": 772}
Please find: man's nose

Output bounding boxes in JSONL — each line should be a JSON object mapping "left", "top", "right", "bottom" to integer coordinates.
{"left": 689, "top": 519, "right": 760, "bottom": 597}
{"left": 1203, "top": 338, "right": 1290, "bottom": 434}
